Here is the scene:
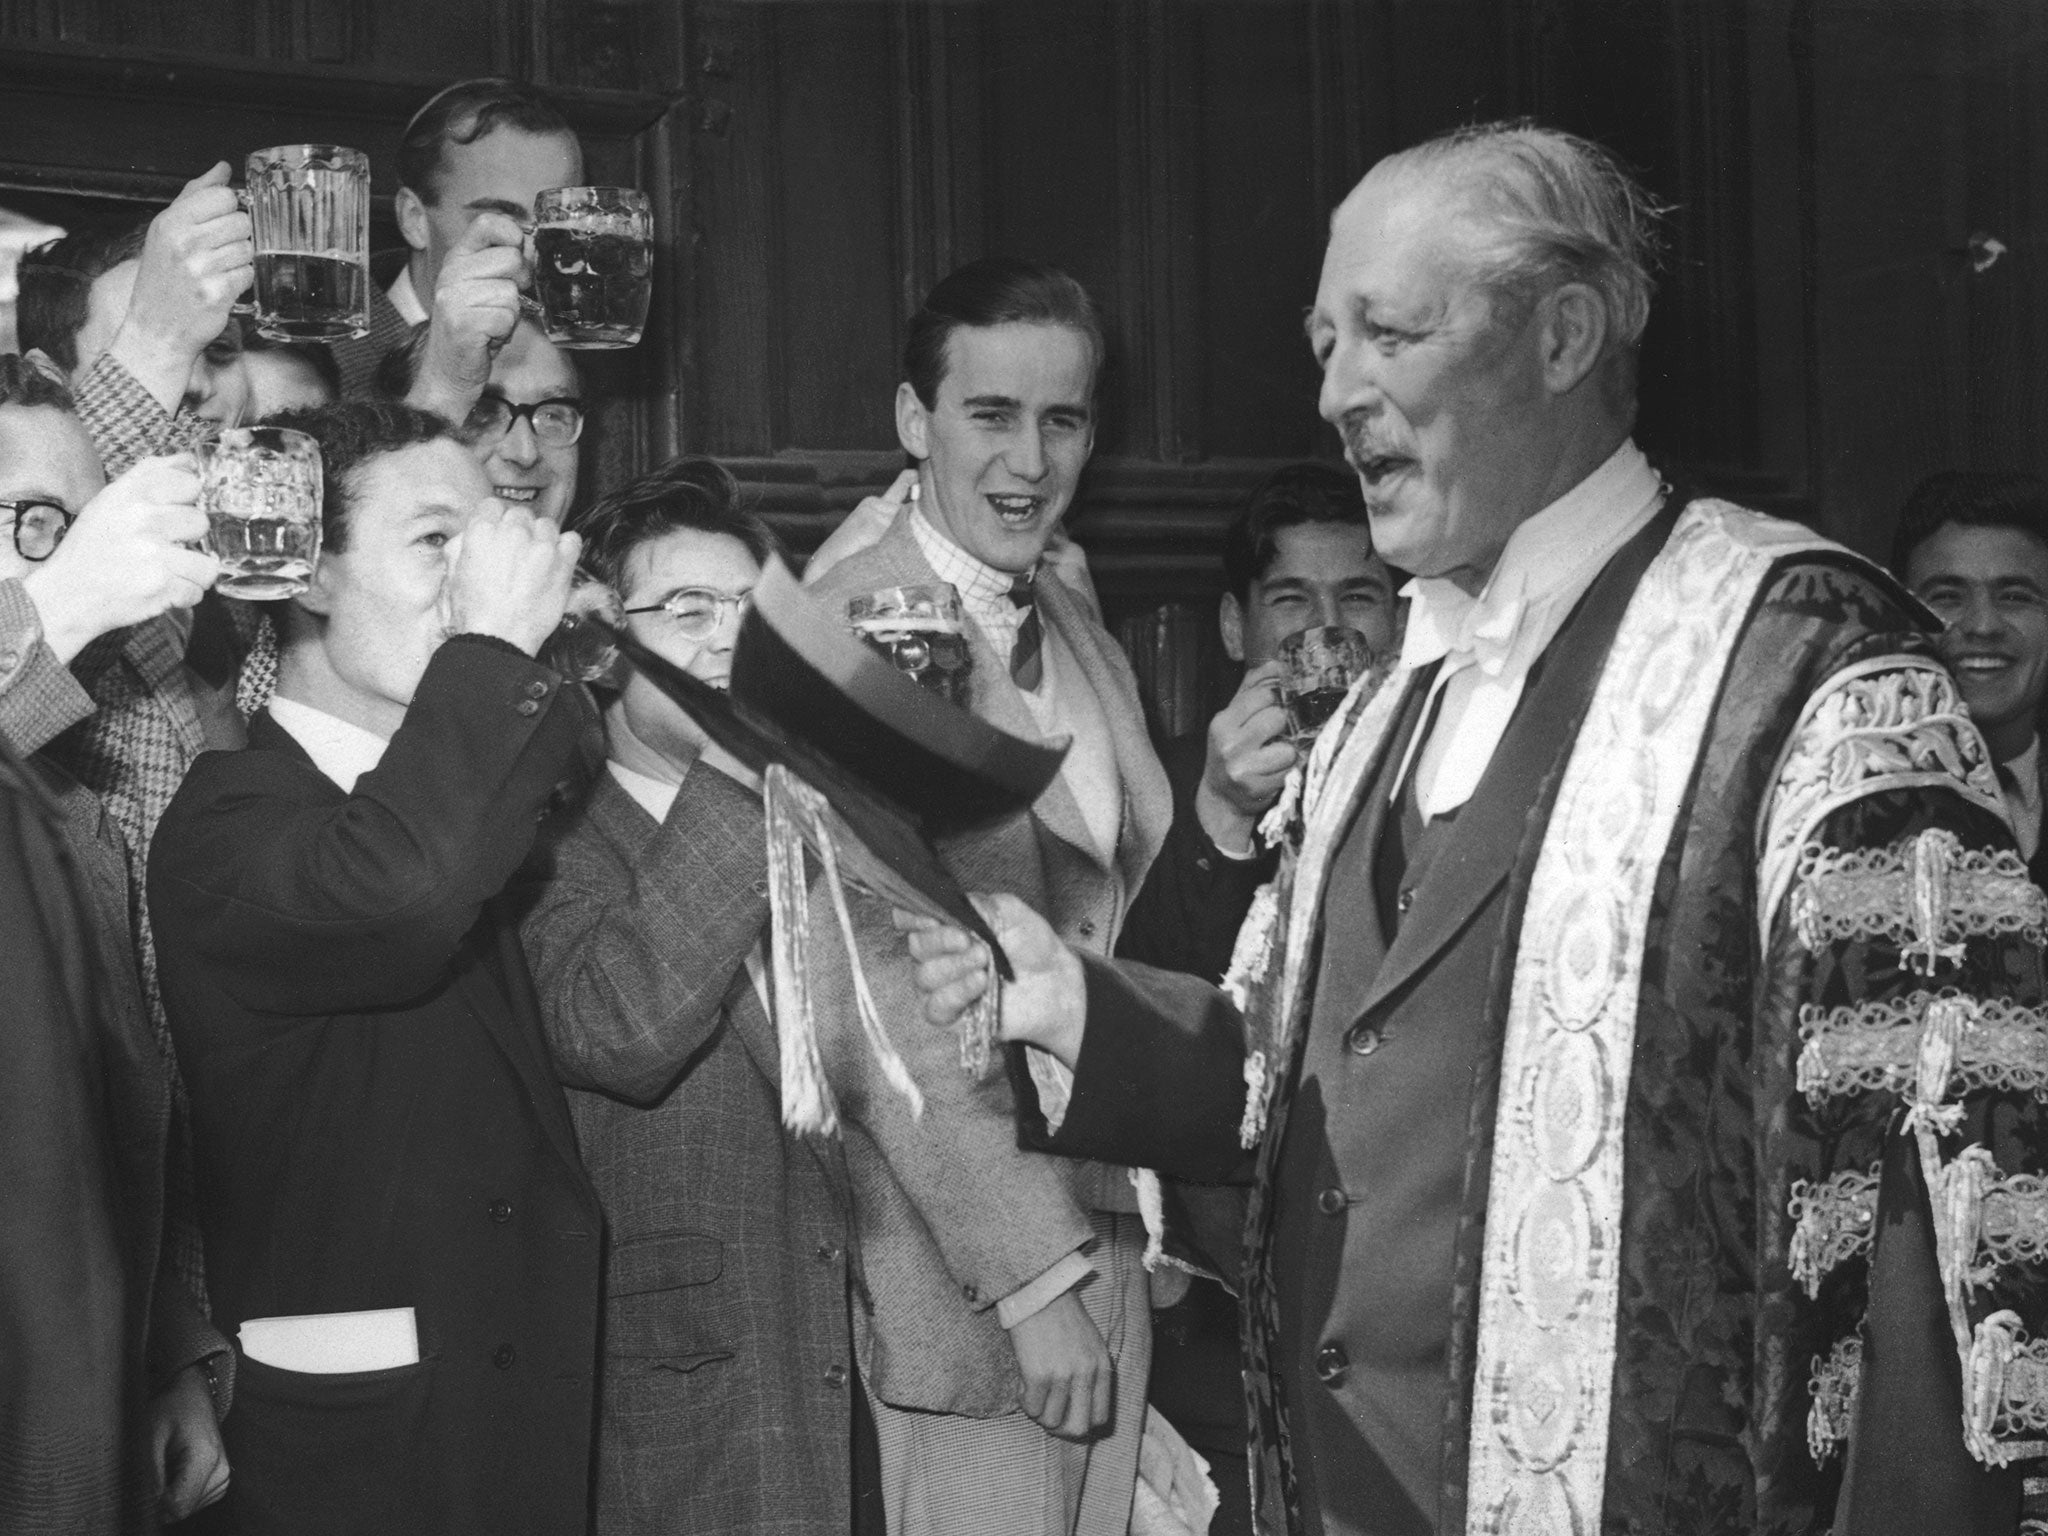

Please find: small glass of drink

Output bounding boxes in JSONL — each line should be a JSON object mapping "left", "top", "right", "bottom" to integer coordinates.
{"left": 541, "top": 573, "right": 626, "bottom": 687}
{"left": 531, "top": 186, "right": 654, "bottom": 349}
{"left": 198, "top": 426, "right": 323, "bottom": 600}
{"left": 240, "top": 145, "right": 371, "bottom": 342}
{"left": 1278, "top": 624, "right": 1376, "bottom": 746}
{"left": 848, "top": 583, "right": 972, "bottom": 704}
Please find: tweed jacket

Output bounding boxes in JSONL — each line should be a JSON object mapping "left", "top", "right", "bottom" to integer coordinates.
{"left": 801, "top": 509, "right": 1173, "bottom": 1415}
{"left": 518, "top": 764, "right": 859, "bottom": 1536}
{"left": 57, "top": 353, "right": 259, "bottom": 1306}
{"left": 149, "top": 638, "right": 605, "bottom": 1536}
{"left": 1045, "top": 501, "right": 2048, "bottom": 1536}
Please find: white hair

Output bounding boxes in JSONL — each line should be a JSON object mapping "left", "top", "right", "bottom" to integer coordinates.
{"left": 1372, "top": 120, "right": 1669, "bottom": 351}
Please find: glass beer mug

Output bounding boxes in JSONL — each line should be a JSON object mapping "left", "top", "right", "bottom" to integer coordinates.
{"left": 239, "top": 144, "right": 372, "bottom": 342}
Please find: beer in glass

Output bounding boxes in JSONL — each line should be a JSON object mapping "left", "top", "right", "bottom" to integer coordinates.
{"left": 242, "top": 144, "right": 371, "bottom": 342}
{"left": 532, "top": 186, "right": 653, "bottom": 349}
{"left": 848, "top": 584, "right": 972, "bottom": 704}
{"left": 199, "top": 426, "right": 323, "bottom": 600}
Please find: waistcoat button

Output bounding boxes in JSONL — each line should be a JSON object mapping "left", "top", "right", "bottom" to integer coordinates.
{"left": 1315, "top": 1343, "right": 1348, "bottom": 1385}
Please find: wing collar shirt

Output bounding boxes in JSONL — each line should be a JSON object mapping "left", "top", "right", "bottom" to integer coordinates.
{"left": 267, "top": 697, "right": 391, "bottom": 794}
{"left": 1395, "top": 439, "right": 1665, "bottom": 820}
{"left": 908, "top": 507, "right": 1035, "bottom": 673}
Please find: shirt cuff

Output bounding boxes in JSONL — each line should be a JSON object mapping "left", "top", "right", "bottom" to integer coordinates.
{"left": 996, "top": 1248, "right": 1095, "bottom": 1330}
{"left": 1207, "top": 826, "right": 1261, "bottom": 862}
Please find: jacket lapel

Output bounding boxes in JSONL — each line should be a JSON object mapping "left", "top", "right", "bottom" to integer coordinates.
{"left": 1358, "top": 508, "right": 1677, "bottom": 1019}
{"left": 1038, "top": 575, "right": 1173, "bottom": 885}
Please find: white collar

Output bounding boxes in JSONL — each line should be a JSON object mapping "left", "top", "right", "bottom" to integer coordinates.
{"left": 267, "top": 696, "right": 392, "bottom": 793}
{"left": 1398, "top": 439, "right": 1663, "bottom": 680}
{"left": 388, "top": 265, "right": 429, "bottom": 327}
{"left": 908, "top": 507, "right": 1034, "bottom": 615}
{"left": 607, "top": 758, "right": 681, "bottom": 823}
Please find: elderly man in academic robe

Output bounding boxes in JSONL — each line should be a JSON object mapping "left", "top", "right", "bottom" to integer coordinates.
{"left": 902, "top": 122, "right": 2048, "bottom": 1536}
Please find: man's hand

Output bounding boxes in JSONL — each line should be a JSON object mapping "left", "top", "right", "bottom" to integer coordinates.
{"left": 1006, "top": 1288, "right": 1113, "bottom": 1440}
{"left": 108, "top": 163, "right": 254, "bottom": 411}
{"left": 446, "top": 501, "right": 581, "bottom": 656}
{"left": 407, "top": 212, "right": 529, "bottom": 423}
{"left": 1194, "top": 660, "right": 1296, "bottom": 856}
{"left": 150, "top": 1362, "right": 229, "bottom": 1522}
{"left": 803, "top": 468, "right": 918, "bottom": 583}
{"left": 895, "top": 893, "right": 1087, "bottom": 1067}
{"left": 21, "top": 455, "right": 217, "bottom": 663}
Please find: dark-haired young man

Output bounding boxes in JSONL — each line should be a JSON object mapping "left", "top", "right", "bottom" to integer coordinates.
{"left": 1895, "top": 471, "right": 2048, "bottom": 886}
{"left": 807, "top": 257, "right": 1174, "bottom": 1536}
{"left": 518, "top": 457, "right": 864, "bottom": 1536}
{"left": 1119, "top": 462, "right": 1396, "bottom": 984}
{"left": 330, "top": 78, "right": 583, "bottom": 397}
{"left": 148, "top": 401, "right": 603, "bottom": 1536}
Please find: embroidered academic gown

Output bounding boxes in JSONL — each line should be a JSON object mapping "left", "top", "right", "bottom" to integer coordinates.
{"left": 1042, "top": 501, "right": 2048, "bottom": 1535}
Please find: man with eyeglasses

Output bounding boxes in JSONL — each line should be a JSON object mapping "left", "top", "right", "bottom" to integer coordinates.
{"left": 0, "top": 353, "right": 231, "bottom": 1528}
{"left": 519, "top": 455, "right": 876, "bottom": 1536}
{"left": 381, "top": 312, "right": 584, "bottom": 528}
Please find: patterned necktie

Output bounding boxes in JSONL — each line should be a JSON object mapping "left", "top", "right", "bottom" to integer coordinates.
{"left": 1008, "top": 572, "right": 1043, "bottom": 690}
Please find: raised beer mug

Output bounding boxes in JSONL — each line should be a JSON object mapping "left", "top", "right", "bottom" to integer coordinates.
{"left": 531, "top": 185, "right": 653, "bottom": 349}
{"left": 198, "top": 425, "right": 324, "bottom": 600}
{"left": 847, "top": 583, "right": 971, "bottom": 705}
{"left": 238, "top": 144, "right": 372, "bottom": 342}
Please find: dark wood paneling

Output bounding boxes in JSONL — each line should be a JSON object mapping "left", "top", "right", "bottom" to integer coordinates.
{"left": 772, "top": 3, "right": 903, "bottom": 452}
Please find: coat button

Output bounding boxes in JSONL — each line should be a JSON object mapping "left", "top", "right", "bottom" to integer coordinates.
{"left": 1346, "top": 1026, "right": 1382, "bottom": 1057}
{"left": 526, "top": 679, "right": 549, "bottom": 699}
{"left": 488, "top": 1200, "right": 513, "bottom": 1223}
{"left": 1315, "top": 1343, "right": 1348, "bottom": 1385}
{"left": 816, "top": 1243, "right": 842, "bottom": 1264}
{"left": 1395, "top": 888, "right": 1415, "bottom": 915}
{"left": 962, "top": 1284, "right": 980, "bottom": 1304}
{"left": 1317, "top": 1186, "right": 1347, "bottom": 1216}
{"left": 823, "top": 1363, "right": 848, "bottom": 1388}
{"left": 493, "top": 1344, "right": 517, "bottom": 1369}
{"left": 0, "top": 649, "right": 17, "bottom": 672}
{"left": 516, "top": 698, "right": 540, "bottom": 717}
{"left": 1077, "top": 919, "right": 1096, "bottom": 939}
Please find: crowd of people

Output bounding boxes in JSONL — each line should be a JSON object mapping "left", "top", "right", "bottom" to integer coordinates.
{"left": 2, "top": 71, "right": 2046, "bottom": 1536}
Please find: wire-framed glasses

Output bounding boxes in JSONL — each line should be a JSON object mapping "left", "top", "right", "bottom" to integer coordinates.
{"left": 0, "top": 497, "right": 74, "bottom": 561}
{"left": 622, "top": 587, "right": 752, "bottom": 641}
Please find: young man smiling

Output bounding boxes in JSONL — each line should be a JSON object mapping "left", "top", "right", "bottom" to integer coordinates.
{"left": 805, "top": 257, "right": 1174, "bottom": 1536}
{"left": 1895, "top": 470, "right": 2048, "bottom": 883}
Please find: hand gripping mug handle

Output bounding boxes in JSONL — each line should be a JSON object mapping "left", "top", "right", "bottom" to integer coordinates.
{"left": 231, "top": 186, "right": 256, "bottom": 317}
